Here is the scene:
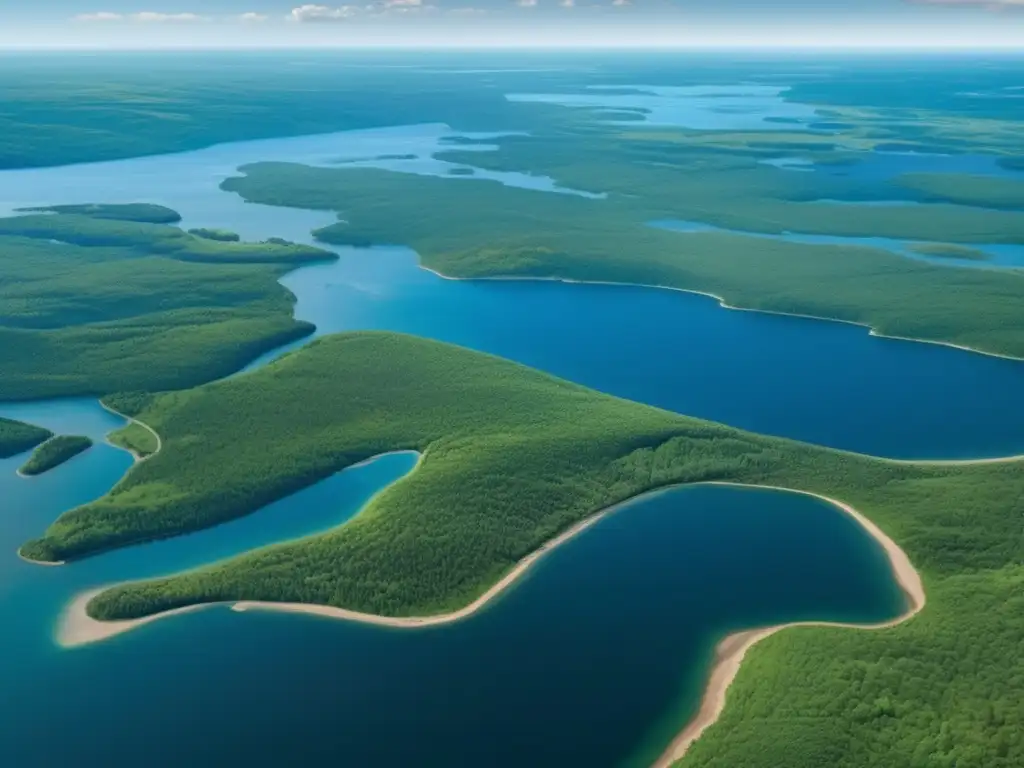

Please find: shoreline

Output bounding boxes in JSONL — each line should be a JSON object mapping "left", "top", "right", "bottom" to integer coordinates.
{"left": 417, "top": 266, "right": 1024, "bottom": 365}
{"left": 17, "top": 551, "right": 65, "bottom": 567}
{"left": 54, "top": 481, "right": 926, "bottom": 764}
{"left": 99, "top": 402, "right": 163, "bottom": 464}
{"left": 58, "top": 484, "right": 640, "bottom": 647}
{"left": 14, "top": 403, "right": 165, "bottom": 568}
{"left": 649, "top": 482, "right": 926, "bottom": 768}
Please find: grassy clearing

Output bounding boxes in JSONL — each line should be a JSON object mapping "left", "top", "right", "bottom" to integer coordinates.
{"left": 18, "top": 435, "right": 93, "bottom": 476}
{"left": 107, "top": 422, "right": 159, "bottom": 459}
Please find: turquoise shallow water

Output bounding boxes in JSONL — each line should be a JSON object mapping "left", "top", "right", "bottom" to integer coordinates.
{"left": 0, "top": 79, "right": 1019, "bottom": 766}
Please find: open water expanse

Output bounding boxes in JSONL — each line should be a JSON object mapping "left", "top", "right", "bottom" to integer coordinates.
{"left": 0, "top": 76, "right": 1021, "bottom": 766}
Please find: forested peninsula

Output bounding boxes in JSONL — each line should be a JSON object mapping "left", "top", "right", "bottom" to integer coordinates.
{"left": 0, "top": 204, "right": 335, "bottom": 400}
{"left": 19, "top": 332, "right": 1020, "bottom": 765}
{"left": 0, "top": 417, "right": 52, "bottom": 459}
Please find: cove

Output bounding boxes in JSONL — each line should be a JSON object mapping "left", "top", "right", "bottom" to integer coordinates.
{"left": 0, "top": 481, "right": 905, "bottom": 768}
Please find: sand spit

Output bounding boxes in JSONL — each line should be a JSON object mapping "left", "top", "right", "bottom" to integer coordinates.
{"left": 650, "top": 483, "right": 926, "bottom": 768}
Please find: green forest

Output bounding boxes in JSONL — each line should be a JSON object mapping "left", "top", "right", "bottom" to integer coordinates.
{"left": 18, "top": 333, "right": 1020, "bottom": 766}
{"left": 0, "top": 417, "right": 52, "bottom": 459}
{"left": 4, "top": 58, "right": 1024, "bottom": 768}
{"left": 18, "top": 435, "right": 93, "bottom": 476}
{"left": 19, "top": 203, "right": 183, "bottom": 224}
{"left": 0, "top": 206, "right": 334, "bottom": 400}
{"left": 223, "top": 153, "right": 1024, "bottom": 360}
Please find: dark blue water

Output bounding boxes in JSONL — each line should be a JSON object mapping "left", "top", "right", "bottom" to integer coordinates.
{"left": 277, "top": 246, "right": 1024, "bottom": 460}
{"left": 0, "top": 481, "right": 904, "bottom": 768}
{"left": 0, "top": 82, "right": 1017, "bottom": 768}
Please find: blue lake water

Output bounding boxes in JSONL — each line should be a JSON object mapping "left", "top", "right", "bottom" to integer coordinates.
{"left": 0, "top": 469, "right": 905, "bottom": 767}
{"left": 652, "top": 218, "right": 1024, "bottom": 270}
{"left": 0, "top": 104, "right": 1019, "bottom": 766}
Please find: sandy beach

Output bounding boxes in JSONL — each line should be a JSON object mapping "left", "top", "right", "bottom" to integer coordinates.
{"left": 57, "top": 488, "right": 650, "bottom": 647}
{"left": 99, "top": 402, "right": 163, "bottom": 463}
{"left": 650, "top": 483, "right": 927, "bottom": 768}
{"left": 57, "top": 480, "right": 926, "bottom": 764}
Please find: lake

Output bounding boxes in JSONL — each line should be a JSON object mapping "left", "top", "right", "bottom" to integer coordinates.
{"left": 0, "top": 73, "right": 1018, "bottom": 767}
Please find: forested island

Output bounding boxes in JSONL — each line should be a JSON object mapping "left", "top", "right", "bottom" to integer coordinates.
{"left": 0, "top": 417, "right": 52, "bottom": 459}
{"left": 188, "top": 227, "right": 241, "bottom": 242}
{"left": 18, "top": 435, "right": 93, "bottom": 476}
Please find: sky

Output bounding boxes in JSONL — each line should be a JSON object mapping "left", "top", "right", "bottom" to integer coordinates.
{"left": 0, "top": 0, "right": 1022, "bottom": 49}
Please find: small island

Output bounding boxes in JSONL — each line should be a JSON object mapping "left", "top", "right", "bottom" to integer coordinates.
{"left": 910, "top": 242, "right": 992, "bottom": 262}
{"left": 0, "top": 417, "right": 53, "bottom": 459}
{"left": 18, "top": 435, "right": 93, "bottom": 476}
{"left": 17, "top": 203, "right": 183, "bottom": 224}
{"left": 188, "top": 227, "right": 241, "bottom": 242}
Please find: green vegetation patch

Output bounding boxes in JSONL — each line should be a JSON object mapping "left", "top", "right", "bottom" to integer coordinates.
{"left": 25, "top": 332, "right": 1023, "bottom": 767}
{"left": 18, "top": 203, "right": 182, "bottom": 224}
{"left": 0, "top": 417, "right": 52, "bottom": 459}
{"left": 0, "top": 213, "right": 329, "bottom": 265}
{"left": 32, "top": 332, "right": 1022, "bottom": 768}
{"left": 0, "top": 209, "right": 334, "bottom": 400}
{"left": 224, "top": 162, "right": 1024, "bottom": 360}
{"left": 107, "top": 422, "right": 159, "bottom": 459}
{"left": 18, "top": 435, "right": 93, "bottom": 476}
{"left": 909, "top": 243, "right": 991, "bottom": 262}
{"left": 897, "top": 173, "right": 1024, "bottom": 211}
{"left": 188, "top": 227, "right": 241, "bottom": 242}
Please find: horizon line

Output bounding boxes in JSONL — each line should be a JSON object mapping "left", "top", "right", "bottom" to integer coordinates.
{"left": 2, "top": 43, "right": 1024, "bottom": 53}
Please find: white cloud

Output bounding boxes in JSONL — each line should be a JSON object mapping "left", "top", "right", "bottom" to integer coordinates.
{"left": 385, "top": 0, "right": 423, "bottom": 6}
{"left": 289, "top": 4, "right": 360, "bottom": 22}
{"left": 74, "top": 11, "right": 205, "bottom": 23}
{"left": 560, "top": 0, "right": 575, "bottom": 6}
{"left": 74, "top": 12, "right": 124, "bottom": 22}
{"left": 132, "top": 12, "right": 204, "bottom": 22}
{"left": 517, "top": 0, "right": 539, "bottom": 6}
{"left": 612, "top": 0, "right": 631, "bottom": 6}
{"left": 239, "top": 12, "right": 270, "bottom": 22}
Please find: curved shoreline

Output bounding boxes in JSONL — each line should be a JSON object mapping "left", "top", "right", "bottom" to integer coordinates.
{"left": 99, "top": 402, "right": 163, "bottom": 463}
{"left": 418, "top": 266, "right": 1024, "bottom": 364}
{"left": 650, "top": 482, "right": 926, "bottom": 768}
{"left": 53, "top": 482, "right": 926, "bottom": 765}
{"left": 15, "top": 403, "right": 164, "bottom": 567}
{"left": 57, "top": 480, "right": 923, "bottom": 646}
